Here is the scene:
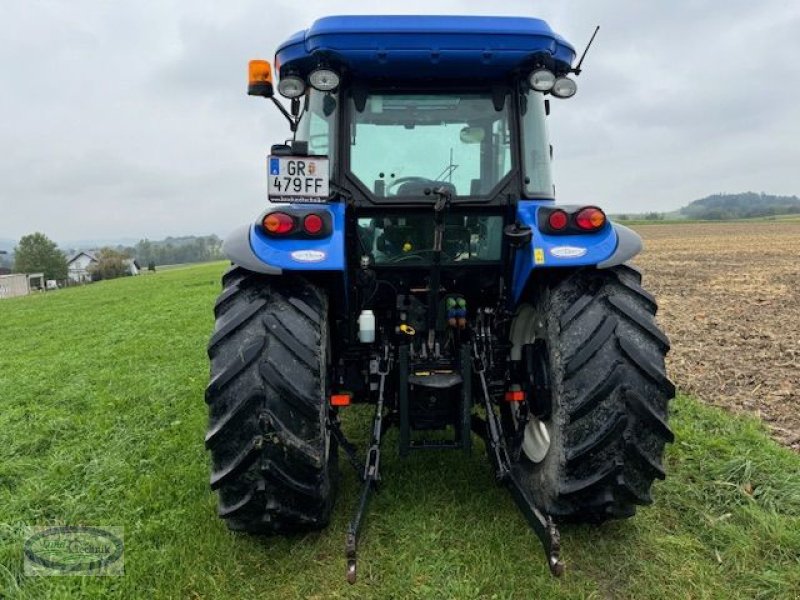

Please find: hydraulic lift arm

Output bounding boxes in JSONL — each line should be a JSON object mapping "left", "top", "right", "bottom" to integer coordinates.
{"left": 471, "top": 342, "right": 565, "bottom": 576}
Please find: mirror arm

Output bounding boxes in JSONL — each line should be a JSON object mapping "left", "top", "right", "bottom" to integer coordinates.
{"left": 270, "top": 97, "right": 299, "bottom": 132}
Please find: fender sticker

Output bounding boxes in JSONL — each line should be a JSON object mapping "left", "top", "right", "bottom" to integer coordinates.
{"left": 550, "top": 246, "right": 587, "bottom": 259}
{"left": 533, "top": 248, "right": 545, "bottom": 265}
{"left": 290, "top": 250, "right": 326, "bottom": 263}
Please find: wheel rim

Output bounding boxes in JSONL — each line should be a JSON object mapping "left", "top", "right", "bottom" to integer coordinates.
{"left": 510, "top": 305, "right": 553, "bottom": 464}
{"left": 522, "top": 416, "right": 551, "bottom": 463}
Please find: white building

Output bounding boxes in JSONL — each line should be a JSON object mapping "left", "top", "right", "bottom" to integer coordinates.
{"left": 0, "top": 273, "right": 44, "bottom": 299}
{"left": 67, "top": 251, "right": 98, "bottom": 283}
{"left": 66, "top": 251, "right": 139, "bottom": 283}
{"left": 0, "top": 274, "right": 30, "bottom": 299}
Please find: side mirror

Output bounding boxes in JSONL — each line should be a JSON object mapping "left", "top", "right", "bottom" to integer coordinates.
{"left": 459, "top": 126, "right": 485, "bottom": 144}
{"left": 248, "top": 60, "right": 274, "bottom": 98}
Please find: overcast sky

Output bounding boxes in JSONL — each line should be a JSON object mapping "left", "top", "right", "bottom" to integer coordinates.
{"left": 1, "top": 0, "right": 799, "bottom": 244}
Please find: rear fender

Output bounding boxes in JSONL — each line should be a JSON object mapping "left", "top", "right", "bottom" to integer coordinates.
{"left": 222, "top": 202, "right": 346, "bottom": 274}
{"left": 511, "top": 201, "right": 642, "bottom": 303}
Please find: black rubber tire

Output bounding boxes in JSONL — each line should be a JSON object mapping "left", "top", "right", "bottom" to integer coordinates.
{"left": 513, "top": 265, "right": 675, "bottom": 523}
{"left": 205, "top": 266, "right": 338, "bottom": 533}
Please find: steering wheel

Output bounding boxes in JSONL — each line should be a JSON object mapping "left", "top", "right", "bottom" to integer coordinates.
{"left": 384, "top": 176, "right": 434, "bottom": 197}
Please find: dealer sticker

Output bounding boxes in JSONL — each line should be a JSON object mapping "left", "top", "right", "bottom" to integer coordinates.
{"left": 268, "top": 156, "right": 330, "bottom": 203}
{"left": 550, "top": 246, "right": 587, "bottom": 259}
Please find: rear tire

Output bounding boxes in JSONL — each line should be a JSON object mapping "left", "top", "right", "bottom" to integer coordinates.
{"left": 511, "top": 265, "right": 675, "bottom": 522}
{"left": 205, "top": 266, "right": 338, "bottom": 533}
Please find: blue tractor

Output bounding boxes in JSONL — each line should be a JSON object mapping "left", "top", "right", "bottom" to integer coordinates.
{"left": 206, "top": 15, "right": 675, "bottom": 581}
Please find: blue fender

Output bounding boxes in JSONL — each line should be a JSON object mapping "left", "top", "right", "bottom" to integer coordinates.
{"left": 511, "top": 201, "right": 642, "bottom": 303}
{"left": 222, "top": 202, "right": 346, "bottom": 274}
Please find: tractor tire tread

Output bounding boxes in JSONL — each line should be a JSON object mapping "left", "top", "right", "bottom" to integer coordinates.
{"left": 514, "top": 265, "right": 674, "bottom": 523}
{"left": 205, "top": 270, "right": 337, "bottom": 534}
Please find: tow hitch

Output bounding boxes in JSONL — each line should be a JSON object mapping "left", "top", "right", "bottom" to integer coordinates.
{"left": 330, "top": 340, "right": 564, "bottom": 583}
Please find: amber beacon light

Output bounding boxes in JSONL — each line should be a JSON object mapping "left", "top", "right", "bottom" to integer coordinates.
{"left": 248, "top": 60, "right": 274, "bottom": 97}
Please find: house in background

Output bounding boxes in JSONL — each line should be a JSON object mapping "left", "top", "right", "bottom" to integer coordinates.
{"left": 67, "top": 251, "right": 97, "bottom": 283}
{"left": 67, "top": 251, "right": 140, "bottom": 283}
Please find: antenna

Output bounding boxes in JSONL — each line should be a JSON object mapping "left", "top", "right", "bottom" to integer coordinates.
{"left": 573, "top": 26, "right": 600, "bottom": 76}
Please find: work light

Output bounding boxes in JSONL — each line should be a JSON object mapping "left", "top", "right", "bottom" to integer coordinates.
{"left": 528, "top": 69, "right": 556, "bottom": 92}
{"left": 551, "top": 77, "right": 577, "bottom": 99}
{"left": 277, "top": 75, "right": 306, "bottom": 99}
{"left": 309, "top": 68, "right": 341, "bottom": 92}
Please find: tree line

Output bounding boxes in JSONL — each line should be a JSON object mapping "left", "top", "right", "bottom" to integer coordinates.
{"left": 680, "top": 192, "right": 800, "bottom": 220}
{"left": 122, "top": 236, "right": 224, "bottom": 267}
{"left": 8, "top": 233, "right": 225, "bottom": 282}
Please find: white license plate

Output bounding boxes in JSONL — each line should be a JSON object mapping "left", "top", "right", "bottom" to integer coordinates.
{"left": 267, "top": 156, "right": 330, "bottom": 202}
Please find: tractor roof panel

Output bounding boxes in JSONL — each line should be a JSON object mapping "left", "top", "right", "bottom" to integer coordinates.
{"left": 275, "top": 16, "right": 576, "bottom": 82}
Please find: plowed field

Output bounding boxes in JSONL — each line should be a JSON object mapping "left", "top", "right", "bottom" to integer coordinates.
{"left": 633, "top": 221, "right": 800, "bottom": 449}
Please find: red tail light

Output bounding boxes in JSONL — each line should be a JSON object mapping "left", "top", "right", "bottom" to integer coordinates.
{"left": 548, "top": 210, "right": 569, "bottom": 231}
{"left": 575, "top": 207, "right": 606, "bottom": 231}
{"left": 303, "top": 213, "right": 324, "bottom": 235}
{"left": 262, "top": 212, "right": 295, "bottom": 235}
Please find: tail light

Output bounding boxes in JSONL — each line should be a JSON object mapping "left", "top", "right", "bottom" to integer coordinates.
{"left": 261, "top": 210, "right": 331, "bottom": 237}
{"left": 303, "top": 214, "right": 324, "bottom": 235}
{"left": 547, "top": 210, "right": 569, "bottom": 231}
{"left": 575, "top": 207, "right": 606, "bottom": 231}
{"left": 262, "top": 212, "right": 295, "bottom": 235}
{"left": 539, "top": 205, "right": 608, "bottom": 235}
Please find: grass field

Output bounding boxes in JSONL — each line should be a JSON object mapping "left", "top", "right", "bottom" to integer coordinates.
{"left": 1, "top": 262, "right": 799, "bottom": 599}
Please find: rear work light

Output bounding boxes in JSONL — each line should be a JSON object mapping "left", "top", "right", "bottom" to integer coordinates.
{"left": 262, "top": 212, "right": 295, "bottom": 235}
{"left": 548, "top": 210, "right": 569, "bottom": 231}
{"left": 575, "top": 207, "right": 606, "bottom": 231}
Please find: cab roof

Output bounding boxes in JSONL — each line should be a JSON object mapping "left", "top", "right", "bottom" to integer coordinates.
{"left": 275, "top": 15, "right": 576, "bottom": 83}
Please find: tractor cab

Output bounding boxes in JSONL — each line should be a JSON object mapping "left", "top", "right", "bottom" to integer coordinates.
{"left": 244, "top": 16, "right": 590, "bottom": 312}
{"left": 270, "top": 16, "right": 576, "bottom": 211}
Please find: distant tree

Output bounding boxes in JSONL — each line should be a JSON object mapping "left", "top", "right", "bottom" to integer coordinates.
{"left": 148, "top": 260, "right": 156, "bottom": 272}
{"left": 89, "top": 248, "right": 131, "bottom": 281}
{"left": 643, "top": 212, "right": 664, "bottom": 221}
{"left": 616, "top": 214, "right": 629, "bottom": 221}
{"left": 134, "top": 235, "right": 224, "bottom": 267}
{"left": 14, "top": 232, "right": 68, "bottom": 280}
{"left": 680, "top": 192, "right": 800, "bottom": 220}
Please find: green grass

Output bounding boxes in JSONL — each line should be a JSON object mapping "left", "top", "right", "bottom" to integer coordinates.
{"left": 1, "top": 263, "right": 798, "bottom": 599}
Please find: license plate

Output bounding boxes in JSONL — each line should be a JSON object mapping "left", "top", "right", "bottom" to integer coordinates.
{"left": 267, "top": 156, "right": 330, "bottom": 203}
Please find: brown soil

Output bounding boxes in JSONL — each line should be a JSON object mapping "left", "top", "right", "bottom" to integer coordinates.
{"left": 631, "top": 221, "right": 800, "bottom": 450}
